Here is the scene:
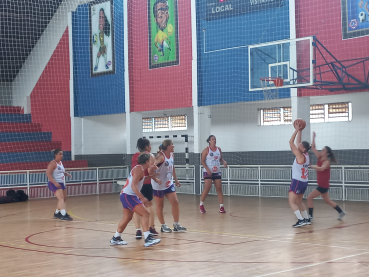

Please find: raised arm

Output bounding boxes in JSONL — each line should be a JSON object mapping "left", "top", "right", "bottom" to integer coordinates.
{"left": 289, "top": 129, "right": 305, "bottom": 164}
{"left": 311, "top": 132, "right": 321, "bottom": 159}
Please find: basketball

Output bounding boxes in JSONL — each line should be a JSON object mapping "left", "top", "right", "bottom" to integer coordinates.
{"left": 293, "top": 118, "right": 306, "bottom": 130}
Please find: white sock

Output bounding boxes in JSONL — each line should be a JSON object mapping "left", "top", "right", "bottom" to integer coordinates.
{"left": 144, "top": 231, "right": 150, "bottom": 239}
{"left": 174, "top": 222, "right": 179, "bottom": 226}
{"left": 136, "top": 228, "right": 141, "bottom": 231}
{"left": 55, "top": 209, "right": 60, "bottom": 214}
{"left": 60, "top": 209, "right": 66, "bottom": 216}
{"left": 301, "top": 210, "right": 309, "bottom": 219}
{"left": 294, "top": 210, "right": 303, "bottom": 220}
{"left": 220, "top": 204, "right": 224, "bottom": 208}
{"left": 161, "top": 223, "right": 167, "bottom": 227}
{"left": 200, "top": 201, "right": 204, "bottom": 206}
{"left": 114, "top": 231, "right": 121, "bottom": 238}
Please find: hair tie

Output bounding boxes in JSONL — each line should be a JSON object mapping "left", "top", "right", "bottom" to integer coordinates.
{"left": 160, "top": 144, "right": 163, "bottom": 147}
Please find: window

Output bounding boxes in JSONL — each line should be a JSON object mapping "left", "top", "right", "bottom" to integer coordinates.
{"left": 260, "top": 102, "right": 351, "bottom": 126}
{"left": 310, "top": 104, "right": 325, "bottom": 123}
{"left": 260, "top": 107, "right": 291, "bottom": 126}
{"left": 327, "top": 102, "right": 352, "bottom": 122}
{"left": 142, "top": 115, "right": 187, "bottom": 132}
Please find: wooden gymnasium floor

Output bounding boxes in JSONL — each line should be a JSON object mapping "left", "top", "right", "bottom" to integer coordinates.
{"left": 1, "top": 193, "right": 369, "bottom": 277}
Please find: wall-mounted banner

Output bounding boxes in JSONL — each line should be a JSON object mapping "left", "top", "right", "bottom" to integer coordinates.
{"left": 341, "top": 0, "right": 369, "bottom": 39}
{"left": 148, "top": 0, "right": 180, "bottom": 69}
{"left": 206, "top": 0, "right": 283, "bottom": 20}
{"left": 89, "top": 0, "right": 115, "bottom": 77}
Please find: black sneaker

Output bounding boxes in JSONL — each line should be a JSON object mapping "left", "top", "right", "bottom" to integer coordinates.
{"left": 292, "top": 219, "right": 306, "bottom": 228}
{"left": 135, "top": 230, "right": 142, "bottom": 239}
{"left": 304, "top": 218, "right": 312, "bottom": 225}
{"left": 144, "top": 234, "right": 161, "bottom": 247}
{"left": 53, "top": 212, "right": 62, "bottom": 219}
{"left": 60, "top": 213, "right": 73, "bottom": 221}
{"left": 110, "top": 236, "right": 127, "bottom": 245}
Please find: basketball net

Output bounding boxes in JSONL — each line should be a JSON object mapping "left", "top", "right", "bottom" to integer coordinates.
{"left": 260, "top": 77, "right": 283, "bottom": 100}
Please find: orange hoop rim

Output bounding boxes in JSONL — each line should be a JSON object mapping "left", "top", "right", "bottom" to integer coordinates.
{"left": 260, "top": 77, "right": 284, "bottom": 87}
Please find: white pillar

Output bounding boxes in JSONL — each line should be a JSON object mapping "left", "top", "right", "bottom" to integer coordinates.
{"left": 123, "top": 0, "right": 133, "bottom": 154}
{"left": 291, "top": 97, "right": 311, "bottom": 143}
{"left": 289, "top": 0, "right": 310, "bottom": 143}
{"left": 127, "top": 112, "right": 143, "bottom": 154}
{"left": 191, "top": 0, "right": 201, "bottom": 153}
{"left": 68, "top": 12, "right": 75, "bottom": 160}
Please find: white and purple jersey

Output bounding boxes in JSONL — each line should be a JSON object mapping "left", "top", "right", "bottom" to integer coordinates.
{"left": 203, "top": 147, "right": 221, "bottom": 174}
{"left": 292, "top": 153, "right": 310, "bottom": 182}
{"left": 51, "top": 160, "right": 65, "bottom": 183}
{"left": 121, "top": 165, "right": 145, "bottom": 196}
{"left": 151, "top": 151, "right": 174, "bottom": 191}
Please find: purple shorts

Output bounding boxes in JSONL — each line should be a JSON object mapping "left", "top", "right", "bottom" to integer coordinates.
{"left": 289, "top": 179, "right": 308, "bottom": 195}
{"left": 153, "top": 184, "right": 176, "bottom": 198}
{"left": 47, "top": 181, "right": 66, "bottom": 193}
{"left": 203, "top": 172, "right": 221, "bottom": 180}
{"left": 120, "top": 193, "right": 142, "bottom": 211}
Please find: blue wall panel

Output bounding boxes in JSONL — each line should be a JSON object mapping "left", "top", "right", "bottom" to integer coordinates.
{"left": 0, "top": 114, "right": 32, "bottom": 123}
{"left": 0, "top": 151, "right": 72, "bottom": 164}
{"left": 0, "top": 132, "right": 52, "bottom": 143}
{"left": 72, "top": 0, "right": 125, "bottom": 117}
{"left": 197, "top": 0, "right": 291, "bottom": 106}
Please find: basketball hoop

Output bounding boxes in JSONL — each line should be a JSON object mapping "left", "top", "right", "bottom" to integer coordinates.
{"left": 260, "top": 77, "right": 283, "bottom": 100}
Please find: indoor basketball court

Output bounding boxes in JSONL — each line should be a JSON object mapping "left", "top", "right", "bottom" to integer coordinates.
{"left": 1, "top": 194, "right": 369, "bottom": 276}
{"left": 1, "top": 0, "right": 369, "bottom": 276}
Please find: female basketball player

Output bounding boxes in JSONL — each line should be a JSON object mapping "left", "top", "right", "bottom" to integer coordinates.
{"left": 132, "top": 138, "right": 158, "bottom": 239}
{"left": 151, "top": 140, "right": 186, "bottom": 233}
{"left": 289, "top": 122, "right": 310, "bottom": 227}
{"left": 110, "top": 153, "right": 161, "bottom": 247}
{"left": 46, "top": 149, "right": 73, "bottom": 221}
{"left": 306, "top": 132, "right": 345, "bottom": 222}
{"left": 199, "top": 135, "right": 228, "bottom": 214}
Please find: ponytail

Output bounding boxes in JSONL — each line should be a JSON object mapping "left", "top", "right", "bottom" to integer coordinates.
{"left": 325, "top": 146, "right": 337, "bottom": 163}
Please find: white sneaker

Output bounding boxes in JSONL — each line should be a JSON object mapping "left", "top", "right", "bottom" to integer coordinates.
{"left": 338, "top": 210, "right": 346, "bottom": 220}
{"left": 110, "top": 236, "right": 127, "bottom": 245}
{"left": 144, "top": 234, "right": 161, "bottom": 247}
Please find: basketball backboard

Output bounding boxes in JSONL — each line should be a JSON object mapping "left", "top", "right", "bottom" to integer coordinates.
{"left": 249, "top": 36, "right": 314, "bottom": 91}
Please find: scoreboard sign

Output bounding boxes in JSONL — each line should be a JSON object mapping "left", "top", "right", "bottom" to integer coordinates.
{"left": 206, "top": 0, "right": 283, "bottom": 20}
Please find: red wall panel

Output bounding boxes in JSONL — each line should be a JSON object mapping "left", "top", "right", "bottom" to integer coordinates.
{"left": 128, "top": 0, "right": 192, "bottom": 112}
{"left": 296, "top": 0, "right": 369, "bottom": 97}
{"left": 30, "top": 28, "right": 71, "bottom": 150}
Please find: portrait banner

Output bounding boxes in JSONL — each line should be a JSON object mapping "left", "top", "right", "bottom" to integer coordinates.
{"left": 148, "top": 0, "right": 179, "bottom": 69}
{"left": 341, "top": 0, "right": 369, "bottom": 39}
{"left": 89, "top": 0, "right": 115, "bottom": 77}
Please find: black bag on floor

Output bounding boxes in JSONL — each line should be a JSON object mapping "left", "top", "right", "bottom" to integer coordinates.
{"left": 0, "top": 196, "right": 13, "bottom": 204}
{"left": 16, "top": 190, "right": 29, "bottom": 202}
{"left": 6, "top": 189, "right": 19, "bottom": 202}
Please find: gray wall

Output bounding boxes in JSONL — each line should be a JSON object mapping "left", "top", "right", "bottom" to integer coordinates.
{"left": 0, "top": 82, "right": 12, "bottom": 106}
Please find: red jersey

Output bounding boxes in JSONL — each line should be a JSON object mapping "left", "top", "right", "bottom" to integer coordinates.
{"left": 316, "top": 157, "right": 330, "bottom": 188}
{"left": 131, "top": 152, "right": 150, "bottom": 184}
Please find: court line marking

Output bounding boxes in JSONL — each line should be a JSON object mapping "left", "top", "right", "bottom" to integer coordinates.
{"left": 254, "top": 251, "right": 369, "bottom": 277}
{"left": 67, "top": 208, "right": 369, "bottom": 250}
